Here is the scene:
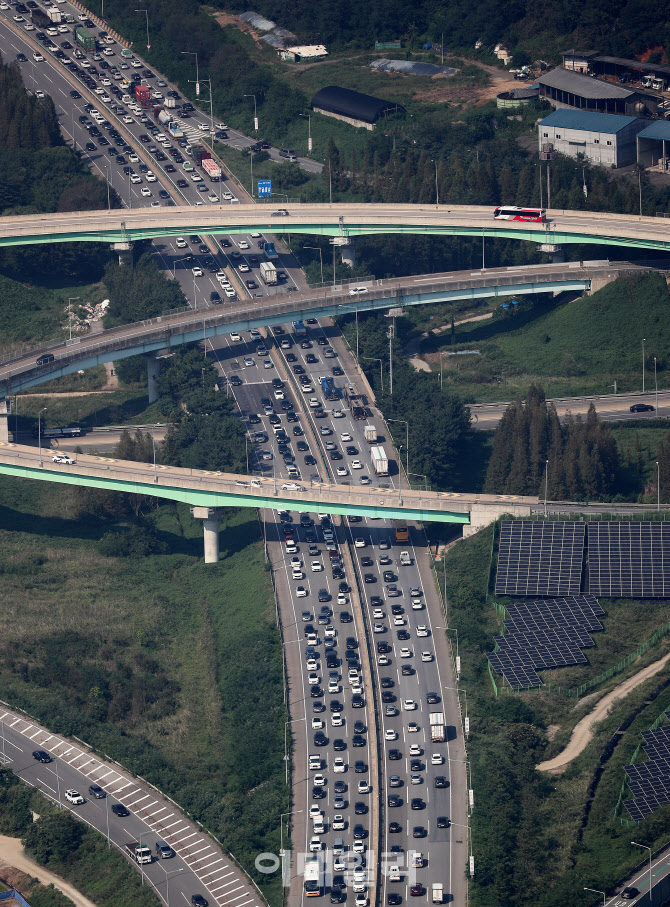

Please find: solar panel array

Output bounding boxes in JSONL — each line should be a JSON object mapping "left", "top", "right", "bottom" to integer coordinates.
{"left": 495, "top": 522, "right": 586, "bottom": 597}
{"left": 624, "top": 713, "right": 670, "bottom": 822}
{"left": 486, "top": 595, "right": 604, "bottom": 690}
{"left": 588, "top": 523, "right": 670, "bottom": 598}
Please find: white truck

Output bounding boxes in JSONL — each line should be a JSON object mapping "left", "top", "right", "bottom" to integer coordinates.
{"left": 399, "top": 551, "right": 412, "bottom": 566}
{"left": 125, "top": 842, "right": 152, "bottom": 865}
{"left": 260, "top": 261, "right": 278, "bottom": 285}
{"left": 370, "top": 445, "right": 389, "bottom": 477}
{"left": 202, "top": 158, "right": 222, "bottom": 181}
{"left": 430, "top": 712, "right": 445, "bottom": 742}
{"left": 432, "top": 882, "right": 444, "bottom": 903}
{"left": 364, "top": 424, "right": 377, "bottom": 444}
{"left": 158, "top": 109, "right": 172, "bottom": 126}
{"left": 47, "top": 7, "right": 62, "bottom": 22}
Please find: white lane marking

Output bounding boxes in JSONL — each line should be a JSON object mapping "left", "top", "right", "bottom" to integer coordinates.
{"left": 198, "top": 861, "right": 226, "bottom": 879}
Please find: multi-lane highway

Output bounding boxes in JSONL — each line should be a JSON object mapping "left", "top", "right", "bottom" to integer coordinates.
{"left": 0, "top": 704, "right": 262, "bottom": 907}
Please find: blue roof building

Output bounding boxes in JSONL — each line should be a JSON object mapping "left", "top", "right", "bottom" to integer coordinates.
{"left": 636, "top": 121, "right": 670, "bottom": 169}
{"left": 538, "top": 109, "right": 649, "bottom": 167}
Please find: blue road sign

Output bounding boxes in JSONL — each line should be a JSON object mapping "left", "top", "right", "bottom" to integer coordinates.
{"left": 258, "top": 180, "right": 272, "bottom": 197}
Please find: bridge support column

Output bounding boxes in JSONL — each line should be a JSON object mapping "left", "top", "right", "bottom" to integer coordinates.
{"left": 463, "top": 502, "right": 533, "bottom": 538}
{"left": 538, "top": 243, "right": 564, "bottom": 264}
{"left": 340, "top": 237, "right": 356, "bottom": 268}
{"left": 588, "top": 274, "right": 616, "bottom": 295}
{"left": 191, "top": 506, "right": 223, "bottom": 563}
{"left": 112, "top": 241, "right": 134, "bottom": 266}
{"left": 145, "top": 354, "right": 161, "bottom": 404}
{"left": 0, "top": 398, "right": 9, "bottom": 443}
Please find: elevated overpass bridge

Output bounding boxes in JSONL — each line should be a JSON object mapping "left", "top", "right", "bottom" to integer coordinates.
{"left": 0, "top": 442, "right": 536, "bottom": 560}
{"left": 0, "top": 260, "right": 649, "bottom": 401}
{"left": 0, "top": 203, "right": 670, "bottom": 252}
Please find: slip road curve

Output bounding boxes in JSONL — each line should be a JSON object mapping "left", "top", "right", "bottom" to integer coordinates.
{"left": 537, "top": 651, "right": 670, "bottom": 773}
{"left": 0, "top": 204, "right": 668, "bottom": 252}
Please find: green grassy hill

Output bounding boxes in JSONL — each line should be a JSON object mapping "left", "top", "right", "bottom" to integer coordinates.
{"left": 432, "top": 272, "right": 670, "bottom": 401}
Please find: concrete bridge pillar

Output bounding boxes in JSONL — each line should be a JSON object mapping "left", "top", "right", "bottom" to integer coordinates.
{"left": 588, "top": 274, "right": 616, "bottom": 295}
{"left": 0, "top": 398, "right": 9, "bottom": 443}
{"left": 112, "top": 241, "right": 134, "bottom": 266}
{"left": 145, "top": 354, "right": 161, "bottom": 404}
{"left": 463, "top": 501, "right": 533, "bottom": 538}
{"left": 340, "top": 237, "right": 356, "bottom": 268}
{"left": 538, "top": 243, "right": 564, "bottom": 264}
{"left": 191, "top": 506, "right": 224, "bottom": 563}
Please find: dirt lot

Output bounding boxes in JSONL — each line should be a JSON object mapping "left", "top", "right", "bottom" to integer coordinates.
{"left": 210, "top": 10, "right": 263, "bottom": 48}
{"left": 414, "top": 60, "right": 516, "bottom": 105}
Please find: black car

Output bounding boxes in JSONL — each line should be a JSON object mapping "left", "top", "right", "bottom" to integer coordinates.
{"left": 310, "top": 685, "right": 322, "bottom": 698}
{"left": 333, "top": 738, "right": 346, "bottom": 751}
{"left": 352, "top": 694, "right": 364, "bottom": 708}
{"left": 210, "top": 291, "right": 222, "bottom": 304}
{"left": 32, "top": 750, "right": 52, "bottom": 763}
{"left": 382, "top": 691, "right": 395, "bottom": 703}
{"left": 401, "top": 665, "right": 414, "bottom": 676}
{"left": 397, "top": 630, "right": 410, "bottom": 641}
{"left": 391, "top": 604, "right": 403, "bottom": 615}
{"left": 388, "top": 895, "right": 402, "bottom": 906}
{"left": 621, "top": 888, "right": 639, "bottom": 900}
{"left": 333, "top": 366, "right": 344, "bottom": 376}
{"left": 305, "top": 455, "right": 316, "bottom": 466}
{"left": 69, "top": 89, "right": 81, "bottom": 98}
{"left": 352, "top": 735, "right": 366, "bottom": 747}
{"left": 388, "top": 795, "right": 401, "bottom": 807}
{"left": 334, "top": 780, "right": 346, "bottom": 794}
{"left": 354, "top": 801, "right": 367, "bottom": 814}
{"left": 427, "top": 692, "right": 441, "bottom": 704}
{"left": 435, "top": 776, "right": 449, "bottom": 788}
{"left": 111, "top": 803, "right": 130, "bottom": 817}
{"left": 436, "top": 816, "right": 450, "bottom": 828}
{"left": 371, "top": 596, "right": 383, "bottom": 607}
{"left": 230, "top": 376, "right": 242, "bottom": 386}
{"left": 88, "top": 784, "right": 106, "bottom": 799}
{"left": 412, "top": 825, "right": 426, "bottom": 837}
{"left": 410, "top": 760, "right": 423, "bottom": 772}
{"left": 353, "top": 824, "right": 366, "bottom": 840}
{"left": 377, "top": 641, "right": 391, "bottom": 653}
{"left": 340, "top": 611, "right": 353, "bottom": 623}
{"left": 312, "top": 786, "right": 325, "bottom": 799}
{"left": 364, "top": 573, "right": 376, "bottom": 583}
{"left": 330, "top": 700, "right": 343, "bottom": 713}
{"left": 354, "top": 760, "right": 367, "bottom": 773}
{"left": 381, "top": 677, "right": 394, "bottom": 688}
{"left": 191, "top": 897, "right": 208, "bottom": 907}
{"left": 314, "top": 732, "right": 328, "bottom": 746}
{"left": 630, "top": 403, "right": 654, "bottom": 413}
{"left": 411, "top": 799, "right": 425, "bottom": 811}
{"left": 389, "top": 822, "right": 402, "bottom": 833}
{"left": 354, "top": 720, "right": 366, "bottom": 733}
{"left": 85, "top": 142, "right": 96, "bottom": 152}
{"left": 388, "top": 749, "right": 401, "bottom": 760}
{"left": 346, "top": 637, "right": 358, "bottom": 649}
{"left": 318, "top": 589, "right": 331, "bottom": 602}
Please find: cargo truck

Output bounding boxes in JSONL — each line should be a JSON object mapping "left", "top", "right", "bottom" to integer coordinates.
{"left": 429, "top": 712, "right": 445, "bottom": 742}
{"left": 31, "top": 8, "right": 51, "bottom": 26}
{"left": 320, "top": 376, "right": 338, "bottom": 400}
{"left": 292, "top": 319, "right": 307, "bottom": 337}
{"left": 192, "top": 144, "right": 211, "bottom": 166}
{"left": 124, "top": 842, "right": 152, "bottom": 865}
{"left": 260, "top": 261, "right": 278, "bottom": 285}
{"left": 364, "top": 424, "right": 377, "bottom": 444}
{"left": 168, "top": 121, "right": 184, "bottom": 139}
{"left": 264, "top": 241, "right": 279, "bottom": 261}
{"left": 47, "top": 7, "right": 61, "bottom": 23}
{"left": 164, "top": 97, "right": 176, "bottom": 108}
{"left": 157, "top": 109, "right": 171, "bottom": 126}
{"left": 370, "top": 445, "right": 389, "bottom": 477}
{"left": 75, "top": 26, "right": 95, "bottom": 52}
{"left": 432, "top": 882, "right": 444, "bottom": 904}
{"left": 134, "top": 84, "right": 151, "bottom": 106}
{"left": 201, "top": 158, "right": 221, "bottom": 181}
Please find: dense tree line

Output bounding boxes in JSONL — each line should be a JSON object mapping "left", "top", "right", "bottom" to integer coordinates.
{"left": 103, "top": 252, "right": 187, "bottom": 326}
{"left": 484, "top": 386, "right": 620, "bottom": 499}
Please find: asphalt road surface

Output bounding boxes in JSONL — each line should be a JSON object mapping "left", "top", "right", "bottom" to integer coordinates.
{"left": 0, "top": 705, "right": 262, "bottom": 907}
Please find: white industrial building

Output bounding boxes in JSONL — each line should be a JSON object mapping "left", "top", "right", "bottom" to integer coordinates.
{"left": 538, "top": 109, "right": 649, "bottom": 167}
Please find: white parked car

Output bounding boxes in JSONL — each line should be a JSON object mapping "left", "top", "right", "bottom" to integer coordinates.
{"left": 393, "top": 616, "right": 406, "bottom": 626}
{"left": 238, "top": 240, "right": 250, "bottom": 249}
{"left": 191, "top": 266, "right": 203, "bottom": 277}
{"left": 407, "top": 722, "right": 420, "bottom": 733}
{"left": 296, "top": 586, "right": 307, "bottom": 597}
{"left": 332, "top": 713, "right": 343, "bottom": 726}
{"left": 340, "top": 432, "right": 352, "bottom": 442}
{"left": 65, "top": 789, "right": 85, "bottom": 805}
{"left": 400, "top": 648, "right": 412, "bottom": 658}
{"left": 281, "top": 483, "right": 304, "bottom": 491}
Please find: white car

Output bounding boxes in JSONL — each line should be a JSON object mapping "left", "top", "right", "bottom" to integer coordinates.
{"left": 407, "top": 722, "right": 420, "bottom": 733}
{"left": 296, "top": 586, "right": 308, "bottom": 597}
{"left": 332, "top": 713, "right": 343, "bottom": 726}
{"left": 230, "top": 332, "right": 241, "bottom": 341}
{"left": 32, "top": 52, "right": 44, "bottom": 62}
{"left": 239, "top": 263, "right": 250, "bottom": 273}
{"left": 122, "top": 115, "right": 134, "bottom": 124}
{"left": 146, "top": 172, "right": 157, "bottom": 182}
{"left": 308, "top": 673, "right": 319, "bottom": 686}
{"left": 421, "top": 651, "right": 433, "bottom": 662}
{"left": 373, "top": 608, "right": 385, "bottom": 619}
{"left": 191, "top": 173, "right": 203, "bottom": 182}
{"left": 351, "top": 460, "right": 363, "bottom": 469}
{"left": 332, "top": 814, "right": 345, "bottom": 831}
{"left": 337, "top": 593, "right": 348, "bottom": 605}
{"left": 416, "top": 625, "right": 429, "bottom": 637}
{"left": 340, "top": 432, "right": 352, "bottom": 442}
{"left": 292, "top": 569, "right": 304, "bottom": 580}
{"left": 333, "top": 757, "right": 345, "bottom": 773}
{"left": 412, "top": 600, "right": 424, "bottom": 610}
{"left": 393, "top": 616, "right": 406, "bottom": 626}
{"left": 354, "top": 537, "right": 366, "bottom": 548}
{"left": 332, "top": 409, "right": 344, "bottom": 418}
{"left": 306, "top": 658, "right": 317, "bottom": 671}
{"left": 281, "top": 483, "right": 304, "bottom": 491}
{"left": 192, "top": 267, "right": 203, "bottom": 277}
{"left": 197, "top": 122, "right": 210, "bottom": 131}
{"left": 238, "top": 240, "right": 250, "bottom": 249}
{"left": 130, "top": 174, "right": 142, "bottom": 184}
{"left": 311, "top": 561, "right": 323, "bottom": 572}
{"left": 378, "top": 655, "right": 390, "bottom": 666}
{"left": 410, "top": 587, "right": 423, "bottom": 597}
{"left": 224, "top": 287, "right": 236, "bottom": 298}
{"left": 409, "top": 743, "right": 421, "bottom": 756}
{"left": 349, "top": 286, "right": 369, "bottom": 296}
{"left": 400, "top": 648, "right": 412, "bottom": 658}
{"left": 65, "top": 789, "right": 85, "bottom": 805}
{"left": 208, "top": 194, "right": 219, "bottom": 203}
{"left": 431, "top": 753, "right": 443, "bottom": 765}
{"left": 373, "top": 623, "right": 384, "bottom": 633}
{"left": 52, "top": 453, "right": 74, "bottom": 465}
{"left": 222, "top": 192, "right": 234, "bottom": 200}
{"left": 290, "top": 556, "right": 302, "bottom": 568}
{"left": 410, "top": 774, "right": 421, "bottom": 785}
{"left": 334, "top": 856, "right": 346, "bottom": 872}
{"left": 385, "top": 729, "right": 397, "bottom": 740}
{"left": 140, "top": 187, "right": 152, "bottom": 197}
{"left": 336, "top": 466, "right": 348, "bottom": 477}
{"left": 404, "top": 699, "right": 417, "bottom": 711}
{"left": 313, "top": 774, "right": 325, "bottom": 786}
{"left": 309, "top": 398, "right": 320, "bottom": 408}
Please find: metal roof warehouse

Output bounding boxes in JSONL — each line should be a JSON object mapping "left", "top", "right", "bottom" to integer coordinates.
{"left": 311, "top": 85, "right": 405, "bottom": 130}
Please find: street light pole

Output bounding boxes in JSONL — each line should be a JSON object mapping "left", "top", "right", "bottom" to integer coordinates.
{"left": 654, "top": 356, "right": 658, "bottom": 413}
{"left": 135, "top": 9, "right": 150, "bottom": 50}
{"left": 631, "top": 841, "right": 652, "bottom": 904}
{"left": 158, "top": 867, "right": 184, "bottom": 907}
{"left": 431, "top": 159, "right": 439, "bottom": 207}
{"left": 583, "top": 888, "right": 605, "bottom": 907}
{"left": 642, "top": 338, "right": 646, "bottom": 393}
{"left": 152, "top": 425, "right": 158, "bottom": 484}
{"left": 249, "top": 149, "right": 254, "bottom": 197}
{"left": 544, "top": 459, "right": 549, "bottom": 516}
{"left": 244, "top": 93, "right": 258, "bottom": 131}
{"left": 38, "top": 406, "right": 47, "bottom": 468}
{"left": 361, "top": 357, "right": 383, "bottom": 392}
{"left": 299, "top": 113, "right": 312, "bottom": 153}
{"left": 68, "top": 297, "right": 80, "bottom": 342}
{"left": 181, "top": 51, "right": 199, "bottom": 95}
{"left": 656, "top": 460, "right": 660, "bottom": 511}
{"left": 388, "top": 418, "right": 409, "bottom": 476}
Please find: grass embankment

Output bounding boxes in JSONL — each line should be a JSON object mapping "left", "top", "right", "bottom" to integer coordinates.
{"left": 442, "top": 526, "right": 670, "bottom": 907}
{"left": 0, "top": 765, "right": 157, "bottom": 907}
{"left": 0, "top": 476, "right": 286, "bottom": 906}
{"left": 12, "top": 388, "right": 156, "bottom": 434}
{"left": 408, "top": 272, "right": 670, "bottom": 403}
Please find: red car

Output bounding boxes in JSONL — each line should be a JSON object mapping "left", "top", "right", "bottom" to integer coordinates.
{"left": 409, "top": 885, "right": 422, "bottom": 897}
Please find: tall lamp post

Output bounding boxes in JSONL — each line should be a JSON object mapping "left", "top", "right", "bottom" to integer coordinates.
{"left": 38, "top": 406, "right": 47, "bottom": 468}
{"left": 631, "top": 841, "right": 652, "bottom": 904}
{"left": 181, "top": 51, "right": 199, "bottom": 95}
{"left": 304, "top": 246, "right": 323, "bottom": 284}
{"left": 431, "top": 158, "right": 439, "bottom": 207}
{"left": 388, "top": 418, "right": 409, "bottom": 477}
{"left": 135, "top": 9, "right": 150, "bottom": 50}
{"left": 158, "top": 866, "right": 184, "bottom": 907}
{"left": 299, "top": 112, "right": 312, "bottom": 153}
{"left": 244, "top": 93, "right": 258, "bottom": 131}
{"left": 249, "top": 149, "right": 254, "bottom": 197}
{"left": 654, "top": 356, "right": 658, "bottom": 414}
{"left": 583, "top": 888, "right": 605, "bottom": 907}
{"left": 656, "top": 461, "right": 660, "bottom": 512}
{"left": 642, "top": 337, "right": 647, "bottom": 393}
{"left": 68, "top": 297, "right": 80, "bottom": 343}
{"left": 361, "top": 357, "right": 383, "bottom": 392}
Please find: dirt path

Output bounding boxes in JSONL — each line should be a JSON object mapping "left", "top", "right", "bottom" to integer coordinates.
{"left": 0, "top": 834, "right": 97, "bottom": 907}
{"left": 537, "top": 652, "right": 670, "bottom": 773}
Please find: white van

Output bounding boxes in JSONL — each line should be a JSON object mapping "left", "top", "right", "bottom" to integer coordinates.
{"left": 333, "top": 836, "right": 344, "bottom": 853}
{"left": 309, "top": 836, "right": 322, "bottom": 852}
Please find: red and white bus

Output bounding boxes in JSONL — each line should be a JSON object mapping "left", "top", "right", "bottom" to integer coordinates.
{"left": 493, "top": 206, "right": 546, "bottom": 222}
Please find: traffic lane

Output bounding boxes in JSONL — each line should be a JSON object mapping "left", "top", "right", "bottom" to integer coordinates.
{"left": 0, "top": 714, "right": 258, "bottom": 907}
{"left": 473, "top": 399, "right": 664, "bottom": 430}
